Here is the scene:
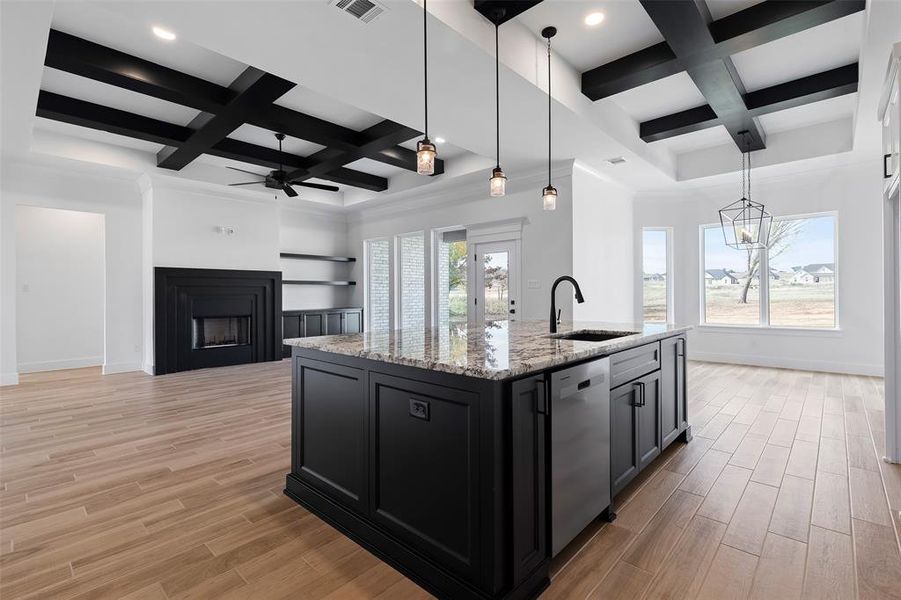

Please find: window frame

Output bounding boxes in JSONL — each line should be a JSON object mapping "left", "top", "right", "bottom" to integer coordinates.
{"left": 698, "top": 211, "right": 839, "bottom": 331}
{"left": 641, "top": 226, "right": 674, "bottom": 324}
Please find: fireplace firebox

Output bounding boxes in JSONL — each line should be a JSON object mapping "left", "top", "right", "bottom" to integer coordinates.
{"left": 154, "top": 268, "right": 281, "bottom": 374}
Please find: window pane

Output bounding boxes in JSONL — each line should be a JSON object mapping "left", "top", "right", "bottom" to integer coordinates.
{"left": 768, "top": 215, "right": 836, "bottom": 328}
{"left": 642, "top": 229, "right": 668, "bottom": 322}
{"left": 366, "top": 239, "right": 390, "bottom": 332}
{"left": 482, "top": 251, "right": 509, "bottom": 321}
{"left": 437, "top": 233, "right": 467, "bottom": 326}
{"left": 703, "top": 226, "right": 760, "bottom": 325}
{"left": 398, "top": 233, "right": 425, "bottom": 329}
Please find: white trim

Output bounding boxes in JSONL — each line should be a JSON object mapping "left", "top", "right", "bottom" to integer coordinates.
{"left": 690, "top": 352, "right": 883, "bottom": 377}
{"left": 18, "top": 357, "right": 103, "bottom": 373}
{"left": 142, "top": 362, "right": 155, "bottom": 376}
{"left": 101, "top": 362, "right": 143, "bottom": 375}
{"left": 696, "top": 324, "right": 843, "bottom": 337}
{"left": 0, "top": 373, "right": 20, "bottom": 387}
{"left": 465, "top": 217, "right": 526, "bottom": 245}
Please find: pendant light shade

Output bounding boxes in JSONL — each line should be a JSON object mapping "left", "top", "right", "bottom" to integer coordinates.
{"left": 489, "top": 15, "right": 506, "bottom": 197}
{"left": 541, "top": 26, "right": 557, "bottom": 211}
{"left": 719, "top": 132, "right": 772, "bottom": 250}
{"left": 416, "top": 0, "right": 436, "bottom": 176}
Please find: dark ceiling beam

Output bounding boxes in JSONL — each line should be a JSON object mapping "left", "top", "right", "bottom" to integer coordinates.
{"left": 43, "top": 29, "right": 442, "bottom": 175}
{"left": 639, "top": 0, "right": 766, "bottom": 150}
{"left": 581, "top": 0, "right": 865, "bottom": 101}
{"left": 35, "top": 91, "right": 388, "bottom": 191}
{"left": 157, "top": 67, "right": 295, "bottom": 170}
{"left": 473, "top": 0, "right": 545, "bottom": 25}
{"left": 640, "top": 63, "right": 859, "bottom": 143}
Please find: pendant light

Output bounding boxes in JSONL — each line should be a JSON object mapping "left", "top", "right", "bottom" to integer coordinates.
{"left": 489, "top": 13, "right": 506, "bottom": 197}
{"left": 541, "top": 26, "right": 557, "bottom": 211}
{"left": 718, "top": 131, "right": 772, "bottom": 250}
{"left": 416, "top": 0, "right": 436, "bottom": 175}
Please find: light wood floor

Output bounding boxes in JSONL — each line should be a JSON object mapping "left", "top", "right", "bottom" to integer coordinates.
{"left": 1, "top": 361, "right": 899, "bottom": 599}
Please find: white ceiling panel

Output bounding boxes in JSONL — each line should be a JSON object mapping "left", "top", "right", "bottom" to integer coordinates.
{"left": 275, "top": 86, "right": 385, "bottom": 132}
{"left": 228, "top": 124, "right": 326, "bottom": 158}
{"left": 731, "top": 12, "right": 864, "bottom": 92}
{"left": 343, "top": 157, "right": 406, "bottom": 179}
{"left": 516, "top": 0, "right": 663, "bottom": 72}
{"left": 706, "top": 0, "right": 762, "bottom": 22}
{"left": 34, "top": 119, "right": 165, "bottom": 153}
{"left": 653, "top": 125, "right": 734, "bottom": 155}
{"left": 398, "top": 137, "right": 469, "bottom": 160}
{"left": 41, "top": 67, "right": 200, "bottom": 126}
{"left": 758, "top": 93, "right": 857, "bottom": 135}
{"left": 609, "top": 71, "right": 706, "bottom": 123}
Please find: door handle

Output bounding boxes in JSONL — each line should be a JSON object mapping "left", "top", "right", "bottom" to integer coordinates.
{"left": 509, "top": 308, "right": 516, "bottom": 314}
{"left": 886, "top": 153, "right": 893, "bottom": 179}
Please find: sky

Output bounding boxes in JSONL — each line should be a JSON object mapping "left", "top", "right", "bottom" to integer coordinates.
{"left": 643, "top": 229, "right": 667, "bottom": 274}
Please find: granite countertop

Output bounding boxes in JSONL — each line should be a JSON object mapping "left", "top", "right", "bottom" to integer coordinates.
{"left": 284, "top": 320, "right": 691, "bottom": 380}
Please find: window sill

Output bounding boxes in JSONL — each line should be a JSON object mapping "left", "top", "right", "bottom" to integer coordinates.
{"left": 696, "top": 324, "right": 843, "bottom": 337}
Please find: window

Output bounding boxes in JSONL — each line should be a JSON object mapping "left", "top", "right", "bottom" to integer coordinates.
{"left": 396, "top": 232, "right": 425, "bottom": 329}
{"left": 435, "top": 229, "right": 467, "bottom": 326}
{"left": 701, "top": 213, "right": 837, "bottom": 329}
{"left": 364, "top": 238, "right": 390, "bottom": 332}
{"left": 642, "top": 228, "right": 671, "bottom": 322}
{"left": 768, "top": 215, "right": 836, "bottom": 328}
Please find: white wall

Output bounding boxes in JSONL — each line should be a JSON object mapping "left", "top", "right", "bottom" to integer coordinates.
{"left": 635, "top": 162, "right": 883, "bottom": 375}
{"left": 1, "top": 159, "right": 144, "bottom": 380}
{"left": 15, "top": 206, "right": 105, "bottom": 372}
{"left": 347, "top": 167, "right": 575, "bottom": 325}
{"left": 572, "top": 161, "right": 636, "bottom": 323}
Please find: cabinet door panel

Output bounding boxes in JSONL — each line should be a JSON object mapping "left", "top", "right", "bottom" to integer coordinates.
{"left": 294, "top": 358, "right": 366, "bottom": 513}
{"left": 283, "top": 315, "right": 300, "bottom": 358}
{"left": 344, "top": 310, "right": 362, "bottom": 334}
{"left": 611, "top": 382, "right": 639, "bottom": 495}
{"left": 326, "top": 312, "right": 343, "bottom": 335}
{"left": 510, "top": 375, "right": 547, "bottom": 581}
{"left": 303, "top": 312, "right": 324, "bottom": 337}
{"left": 659, "top": 337, "right": 681, "bottom": 448}
{"left": 637, "top": 371, "right": 662, "bottom": 470}
{"left": 369, "top": 373, "right": 480, "bottom": 581}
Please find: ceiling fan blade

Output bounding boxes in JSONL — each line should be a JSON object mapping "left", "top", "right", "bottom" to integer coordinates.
{"left": 282, "top": 183, "right": 299, "bottom": 198}
{"left": 290, "top": 181, "right": 340, "bottom": 193}
{"left": 228, "top": 181, "right": 264, "bottom": 186}
{"left": 227, "top": 166, "right": 266, "bottom": 178}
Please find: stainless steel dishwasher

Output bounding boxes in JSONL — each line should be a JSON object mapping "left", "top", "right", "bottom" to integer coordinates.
{"left": 550, "top": 357, "right": 611, "bottom": 556}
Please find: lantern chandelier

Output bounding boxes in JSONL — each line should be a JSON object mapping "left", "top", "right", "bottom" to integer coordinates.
{"left": 415, "top": 0, "right": 436, "bottom": 176}
{"left": 718, "top": 131, "right": 772, "bottom": 250}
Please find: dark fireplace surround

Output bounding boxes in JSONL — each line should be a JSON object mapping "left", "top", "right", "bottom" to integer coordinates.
{"left": 154, "top": 267, "right": 282, "bottom": 375}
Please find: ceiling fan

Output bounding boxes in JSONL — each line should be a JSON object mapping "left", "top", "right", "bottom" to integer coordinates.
{"left": 228, "top": 133, "right": 339, "bottom": 198}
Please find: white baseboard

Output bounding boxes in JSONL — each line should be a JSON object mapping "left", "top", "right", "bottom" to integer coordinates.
{"left": 0, "top": 372, "right": 19, "bottom": 386}
{"left": 18, "top": 356, "right": 103, "bottom": 373}
{"left": 102, "top": 362, "right": 143, "bottom": 375}
{"left": 142, "top": 362, "right": 155, "bottom": 376}
{"left": 690, "top": 351, "right": 883, "bottom": 377}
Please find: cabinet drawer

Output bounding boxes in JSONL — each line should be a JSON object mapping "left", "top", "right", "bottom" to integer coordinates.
{"left": 610, "top": 342, "right": 660, "bottom": 388}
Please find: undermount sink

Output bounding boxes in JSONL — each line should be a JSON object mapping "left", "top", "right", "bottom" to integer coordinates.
{"left": 550, "top": 330, "right": 637, "bottom": 342}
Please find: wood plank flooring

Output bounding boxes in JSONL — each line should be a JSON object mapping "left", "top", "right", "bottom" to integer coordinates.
{"left": 1, "top": 361, "right": 899, "bottom": 599}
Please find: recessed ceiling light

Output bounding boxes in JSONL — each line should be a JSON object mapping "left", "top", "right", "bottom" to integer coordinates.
{"left": 152, "top": 26, "right": 176, "bottom": 41}
{"left": 435, "top": 136, "right": 446, "bottom": 144}
{"left": 584, "top": 12, "right": 605, "bottom": 26}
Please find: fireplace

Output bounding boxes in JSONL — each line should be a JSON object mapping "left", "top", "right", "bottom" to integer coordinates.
{"left": 154, "top": 268, "right": 281, "bottom": 374}
{"left": 192, "top": 316, "right": 251, "bottom": 349}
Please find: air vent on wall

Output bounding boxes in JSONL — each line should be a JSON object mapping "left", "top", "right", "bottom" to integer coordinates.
{"left": 333, "top": 0, "right": 386, "bottom": 23}
{"left": 606, "top": 156, "right": 627, "bottom": 165}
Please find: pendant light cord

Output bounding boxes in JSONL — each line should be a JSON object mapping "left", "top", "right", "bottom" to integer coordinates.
{"left": 423, "top": 0, "right": 429, "bottom": 139}
{"left": 546, "top": 36, "right": 552, "bottom": 187}
{"left": 495, "top": 22, "right": 500, "bottom": 169}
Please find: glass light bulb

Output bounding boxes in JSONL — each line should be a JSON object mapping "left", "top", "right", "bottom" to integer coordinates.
{"left": 489, "top": 167, "right": 506, "bottom": 197}
{"left": 416, "top": 139, "right": 436, "bottom": 175}
{"left": 542, "top": 185, "right": 557, "bottom": 211}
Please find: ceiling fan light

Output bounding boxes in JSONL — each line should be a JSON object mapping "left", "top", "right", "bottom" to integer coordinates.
{"left": 416, "top": 139, "right": 436, "bottom": 175}
{"left": 489, "top": 166, "right": 507, "bottom": 197}
{"left": 542, "top": 185, "right": 557, "bottom": 211}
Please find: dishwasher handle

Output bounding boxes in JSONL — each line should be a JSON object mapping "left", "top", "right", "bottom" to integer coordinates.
{"left": 632, "top": 381, "right": 646, "bottom": 407}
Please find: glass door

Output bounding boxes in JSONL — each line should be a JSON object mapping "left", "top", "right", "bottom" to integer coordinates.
{"left": 473, "top": 241, "right": 519, "bottom": 323}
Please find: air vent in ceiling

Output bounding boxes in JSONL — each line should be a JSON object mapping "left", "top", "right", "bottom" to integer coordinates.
{"left": 333, "top": 0, "right": 385, "bottom": 23}
{"left": 606, "top": 156, "right": 627, "bottom": 165}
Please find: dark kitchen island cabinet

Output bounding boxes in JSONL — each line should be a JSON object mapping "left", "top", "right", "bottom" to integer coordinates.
{"left": 284, "top": 321, "right": 690, "bottom": 600}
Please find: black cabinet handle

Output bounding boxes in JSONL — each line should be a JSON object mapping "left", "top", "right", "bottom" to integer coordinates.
{"left": 536, "top": 379, "right": 547, "bottom": 414}
{"left": 886, "top": 154, "right": 893, "bottom": 179}
{"left": 632, "top": 381, "right": 645, "bottom": 407}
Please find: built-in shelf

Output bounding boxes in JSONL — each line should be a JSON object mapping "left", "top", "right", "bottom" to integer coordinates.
{"left": 283, "top": 280, "right": 356, "bottom": 286}
{"left": 280, "top": 252, "right": 356, "bottom": 263}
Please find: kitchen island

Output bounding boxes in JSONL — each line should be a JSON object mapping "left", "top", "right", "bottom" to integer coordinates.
{"left": 284, "top": 320, "right": 691, "bottom": 600}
